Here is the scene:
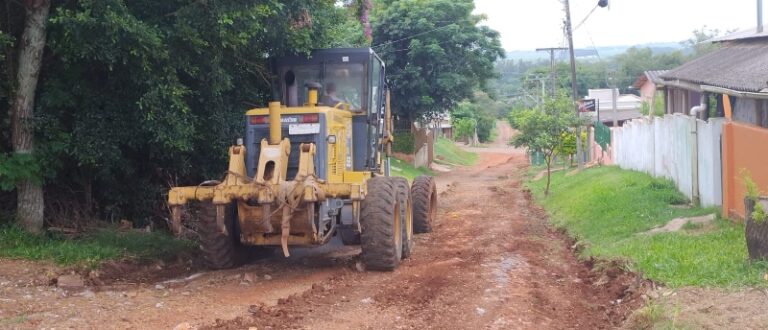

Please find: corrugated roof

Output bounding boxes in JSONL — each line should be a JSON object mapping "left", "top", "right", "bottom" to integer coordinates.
{"left": 632, "top": 70, "right": 668, "bottom": 88}
{"left": 711, "top": 25, "right": 768, "bottom": 43}
{"left": 661, "top": 42, "right": 768, "bottom": 93}
{"left": 645, "top": 70, "right": 668, "bottom": 85}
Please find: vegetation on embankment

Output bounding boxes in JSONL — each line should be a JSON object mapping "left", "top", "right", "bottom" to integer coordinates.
{"left": 391, "top": 135, "right": 478, "bottom": 180}
{"left": 0, "top": 226, "right": 194, "bottom": 267}
{"left": 434, "top": 138, "right": 478, "bottom": 166}
{"left": 528, "top": 166, "right": 768, "bottom": 287}
{"left": 390, "top": 157, "right": 433, "bottom": 182}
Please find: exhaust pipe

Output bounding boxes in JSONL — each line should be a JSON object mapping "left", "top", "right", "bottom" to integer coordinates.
{"left": 689, "top": 94, "right": 708, "bottom": 206}
{"left": 268, "top": 101, "right": 282, "bottom": 145}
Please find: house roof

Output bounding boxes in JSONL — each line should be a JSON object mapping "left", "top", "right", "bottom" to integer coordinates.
{"left": 632, "top": 70, "right": 668, "bottom": 89}
{"left": 661, "top": 41, "right": 768, "bottom": 93}
{"left": 710, "top": 25, "right": 768, "bottom": 43}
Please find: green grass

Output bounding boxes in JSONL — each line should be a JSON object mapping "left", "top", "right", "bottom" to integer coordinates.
{"left": 528, "top": 166, "right": 768, "bottom": 287}
{"left": 628, "top": 301, "right": 688, "bottom": 330}
{"left": 434, "top": 138, "right": 478, "bottom": 166}
{"left": 390, "top": 157, "right": 433, "bottom": 181}
{"left": 0, "top": 226, "right": 195, "bottom": 267}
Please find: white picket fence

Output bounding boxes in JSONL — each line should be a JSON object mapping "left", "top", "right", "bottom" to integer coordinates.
{"left": 612, "top": 114, "right": 724, "bottom": 206}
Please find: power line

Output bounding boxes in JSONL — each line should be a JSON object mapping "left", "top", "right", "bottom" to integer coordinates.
{"left": 378, "top": 38, "right": 464, "bottom": 55}
{"left": 573, "top": 3, "right": 600, "bottom": 32}
{"left": 536, "top": 47, "right": 568, "bottom": 97}
{"left": 371, "top": 24, "right": 456, "bottom": 48}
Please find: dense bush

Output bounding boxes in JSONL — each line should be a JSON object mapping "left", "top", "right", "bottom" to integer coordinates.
{"left": 392, "top": 133, "right": 415, "bottom": 154}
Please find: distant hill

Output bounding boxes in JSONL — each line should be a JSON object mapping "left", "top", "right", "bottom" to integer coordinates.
{"left": 505, "top": 42, "right": 684, "bottom": 61}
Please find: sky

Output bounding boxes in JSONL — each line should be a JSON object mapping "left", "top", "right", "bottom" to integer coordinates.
{"left": 474, "top": 0, "right": 763, "bottom": 51}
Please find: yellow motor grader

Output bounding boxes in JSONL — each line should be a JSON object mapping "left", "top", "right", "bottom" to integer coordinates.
{"left": 167, "top": 48, "right": 437, "bottom": 271}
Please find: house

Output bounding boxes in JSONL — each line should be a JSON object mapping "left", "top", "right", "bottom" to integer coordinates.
{"left": 632, "top": 70, "right": 667, "bottom": 104}
{"left": 660, "top": 25, "right": 768, "bottom": 219}
{"left": 427, "top": 114, "right": 453, "bottom": 139}
{"left": 584, "top": 88, "right": 643, "bottom": 126}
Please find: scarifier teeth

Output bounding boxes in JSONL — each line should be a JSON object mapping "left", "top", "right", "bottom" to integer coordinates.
{"left": 170, "top": 206, "right": 182, "bottom": 235}
{"left": 216, "top": 205, "right": 229, "bottom": 236}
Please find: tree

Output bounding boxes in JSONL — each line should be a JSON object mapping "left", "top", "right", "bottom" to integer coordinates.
{"left": 372, "top": 0, "right": 504, "bottom": 123}
{"left": 7, "top": 0, "right": 50, "bottom": 233}
{"left": 450, "top": 97, "right": 496, "bottom": 144}
{"left": 640, "top": 95, "right": 665, "bottom": 117}
{"left": 452, "top": 117, "right": 477, "bottom": 143}
{"left": 508, "top": 96, "right": 581, "bottom": 195}
{"left": 614, "top": 47, "right": 686, "bottom": 93}
{"left": 682, "top": 26, "right": 721, "bottom": 58}
{"left": 0, "top": 1, "right": 364, "bottom": 230}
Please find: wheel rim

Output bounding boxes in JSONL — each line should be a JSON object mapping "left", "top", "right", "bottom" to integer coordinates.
{"left": 429, "top": 190, "right": 437, "bottom": 224}
{"left": 405, "top": 195, "right": 413, "bottom": 242}
{"left": 394, "top": 199, "right": 402, "bottom": 258}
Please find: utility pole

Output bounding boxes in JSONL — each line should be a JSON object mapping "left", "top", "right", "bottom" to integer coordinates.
{"left": 526, "top": 73, "right": 547, "bottom": 106}
{"left": 608, "top": 70, "right": 618, "bottom": 127}
{"left": 564, "top": 0, "right": 583, "bottom": 169}
{"left": 759, "top": 0, "right": 764, "bottom": 33}
{"left": 536, "top": 47, "right": 568, "bottom": 97}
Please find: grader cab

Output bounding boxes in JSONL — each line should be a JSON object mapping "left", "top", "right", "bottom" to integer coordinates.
{"left": 167, "top": 48, "right": 437, "bottom": 271}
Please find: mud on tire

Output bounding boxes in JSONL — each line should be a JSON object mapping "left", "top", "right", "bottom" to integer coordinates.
{"left": 411, "top": 175, "right": 437, "bottom": 233}
{"left": 392, "top": 177, "right": 414, "bottom": 259}
{"left": 360, "top": 176, "right": 402, "bottom": 271}
{"left": 192, "top": 202, "right": 247, "bottom": 269}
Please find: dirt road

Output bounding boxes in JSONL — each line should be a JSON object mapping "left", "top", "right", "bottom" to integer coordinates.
{"left": 0, "top": 122, "right": 641, "bottom": 329}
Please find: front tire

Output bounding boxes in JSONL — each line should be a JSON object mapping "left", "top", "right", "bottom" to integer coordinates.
{"left": 360, "top": 177, "right": 402, "bottom": 271}
{"left": 194, "top": 202, "right": 246, "bottom": 269}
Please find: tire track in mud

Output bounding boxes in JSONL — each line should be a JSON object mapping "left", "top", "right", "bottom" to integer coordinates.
{"left": 204, "top": 131, "right": 646, "bottom": 330}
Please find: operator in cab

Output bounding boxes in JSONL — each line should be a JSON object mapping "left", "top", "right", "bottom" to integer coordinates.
{"left": 322, "top": 82, "right": 343, "bottom": 106}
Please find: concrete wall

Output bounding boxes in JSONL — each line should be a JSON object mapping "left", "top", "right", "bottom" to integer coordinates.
{"left": 612, "top": 114, "right": 724, "bottom": 207}
{"left": 722, "top": 122, "right": 768, "bottom": 219}
{"left": 412, "top": 125, "right": 434, "bottom": 166}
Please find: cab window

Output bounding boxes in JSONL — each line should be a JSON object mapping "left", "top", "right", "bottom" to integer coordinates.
{"left": 322, "top": 63, "right": 365, "bottom": 111}
{"left": 370, "top": 60, "right": 382, "bottom": 114}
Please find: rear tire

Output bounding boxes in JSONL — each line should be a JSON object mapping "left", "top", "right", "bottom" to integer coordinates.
{"left": 392, "top": 177, "right": 414, "bottom": 259}
{"left": 194, "top": 202, "right": 246, "bottom": 269}
{"left": 412, "top": 175, "right": 437, "bottom": 234}
{"left": 360, "top": 177, "right": 402, "bottom": 271}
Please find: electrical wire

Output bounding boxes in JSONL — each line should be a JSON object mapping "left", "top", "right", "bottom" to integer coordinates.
{"left": 371, "top": 24, "right": 456, "bottom": 48}
{"left": 573, "top": 4, "right": 599, "bottom": 32}
{"left": 584, "top": 26, "right": 603, "bottom": 62}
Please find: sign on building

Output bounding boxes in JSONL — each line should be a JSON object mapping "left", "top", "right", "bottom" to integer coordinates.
{"left": 579, "top": 98, "right": 596, "bottom": 112}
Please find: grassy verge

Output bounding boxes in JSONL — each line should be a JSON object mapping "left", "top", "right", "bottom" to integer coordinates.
{"left": 0, "top": 226, "right": 194, "bottom": 267}
{"left": 390, "top": 157, "right": 433, "bottom": 181}
{"left": 528, "top": 166, "right": 768, "bottom": 287}
{"left": 434, "top": 138, "right": 478, "bottom": 166}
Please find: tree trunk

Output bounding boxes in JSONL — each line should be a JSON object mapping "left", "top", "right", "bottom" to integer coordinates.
{"left": 10, "top": 0, "right": 50, "bottom": 233}
{"left": 545, "top": 153, "right": 552, "bottom": 196}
